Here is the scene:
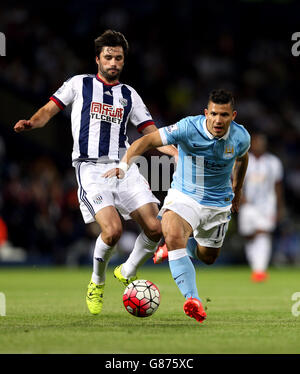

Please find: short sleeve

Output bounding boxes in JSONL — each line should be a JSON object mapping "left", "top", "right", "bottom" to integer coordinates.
{"left": 129, "top": 88, "right": 154, "bottom": 133}
{"left": 159, "top": 118, "right": 188, "bottom": 145}
{"left": 50, "top": 76, "right": 76, "bottom": 110}
{"left": 237, "top": 128, "right": 251, "bottom": 157}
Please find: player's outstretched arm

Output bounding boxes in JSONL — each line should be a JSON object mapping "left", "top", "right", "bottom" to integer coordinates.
{"left": 231, "top": 152, "right": 249, "bottom": 213}
{"left": 142, "top": 124, "right": 178, "bottom": 161}
{"left": 14, "top": 100, "right": 61, "bottom": 133}
{"left": 103, "top": 130, "right": 163, "bottom": 179}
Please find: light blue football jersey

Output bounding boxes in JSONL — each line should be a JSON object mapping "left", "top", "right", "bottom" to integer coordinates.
{"left": 159, "top": 115, "right": 250, "bottom": 207}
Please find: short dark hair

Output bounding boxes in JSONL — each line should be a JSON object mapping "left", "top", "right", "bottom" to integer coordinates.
{"left": 94, "top": 29, "right": 129, "bottom": 57}
{"left": 208, "top": 89, "right": 235, "bottom": 109}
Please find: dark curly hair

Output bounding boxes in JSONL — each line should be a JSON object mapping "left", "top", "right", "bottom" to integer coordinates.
{"left": 208, "top": 89, "right": 235, "bottom": 109}
{"left": 94, "top": 29, "right": 129, "bottom": 57}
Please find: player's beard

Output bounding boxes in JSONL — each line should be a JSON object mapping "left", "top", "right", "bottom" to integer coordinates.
{"left": 99, "top": 66, "right": 122, "bottom": 83}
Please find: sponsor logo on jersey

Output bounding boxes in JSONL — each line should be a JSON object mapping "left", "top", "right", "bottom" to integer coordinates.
{"left": 166, "top": 124, "right": 178, "bottom": 133}
{"left": 204, "top": 159, "right": 226, "bottom": 171}
{"left": 90, "top": 102, "right": 124, "bottom": 124}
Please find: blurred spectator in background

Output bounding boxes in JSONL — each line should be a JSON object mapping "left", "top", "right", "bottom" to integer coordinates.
{"left": 238, "top": 133, "right": 285, "bottom": 281}
{"left": 1, "top": 156, "right": 90, "bottom": 264}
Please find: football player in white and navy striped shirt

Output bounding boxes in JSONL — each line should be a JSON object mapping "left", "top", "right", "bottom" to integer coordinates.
{"left": 14, "top": 29, "right": 178, "bottom": 315}
{"left": 49, "top": 68, "right": 155, "bottom": 162}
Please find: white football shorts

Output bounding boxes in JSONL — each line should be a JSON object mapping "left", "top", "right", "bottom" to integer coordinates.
{"left": 74, "top": 161, "right": 160, "bottom": 224}
{"left": 159, "top": 188, "right": 232, "bottom": 248}
{"left": 238, "top": 203, "right": 276, "bottom": 236}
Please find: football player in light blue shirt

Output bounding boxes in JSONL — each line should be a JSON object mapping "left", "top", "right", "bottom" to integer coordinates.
{"left": 161, "top": 113, "right": 250, "bottom": 207}
{"left": 104, "top": 89, "right": 250, "bottom": 323}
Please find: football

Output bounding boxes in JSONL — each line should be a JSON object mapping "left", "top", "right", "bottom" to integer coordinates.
{"left": 123, "top": 279, "right": 160, "bottom": 317}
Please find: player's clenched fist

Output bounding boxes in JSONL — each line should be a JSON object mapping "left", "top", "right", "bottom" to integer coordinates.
{"left": 14, "top": 120, "right": 33, "bottom": 132}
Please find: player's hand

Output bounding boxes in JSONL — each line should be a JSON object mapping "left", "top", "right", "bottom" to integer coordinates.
{"left": 102, "top": 168, "right": 125, "bottom": 179}
{"left": 14, "top": 120, "right": 33, "bottom": 132}
{"left": 231, "top": 189, "right": 242, "bottom": 213}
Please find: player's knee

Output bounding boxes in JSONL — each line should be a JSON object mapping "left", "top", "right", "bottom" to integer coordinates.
{"left": 143, "top": 220, "right": 162, "bottom": 242}
{"left": 102, "top": 226, "right": 122, "bottom": 246}
{"left": 164, "top": 233, "right": 184, "bottom": 251}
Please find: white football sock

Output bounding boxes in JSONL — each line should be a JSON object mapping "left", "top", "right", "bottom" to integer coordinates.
{"left": 168, "top": 248, "right": 188, "bottom": 261}
{"left": 245, "top": 233, "right": 272, "bottom": 272}
{"left": 92, "top": 234, "right": 115, "bottom": 285}
{"left": 121, "top": 231, "right": 159, "bottom": 278}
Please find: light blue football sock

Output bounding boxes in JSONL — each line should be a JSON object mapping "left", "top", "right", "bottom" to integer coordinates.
{"left": 186, "top": 237, "right": 198, "bottom": 259}
{"left": 168, "top": 249, "right": 201, "bottom": 301}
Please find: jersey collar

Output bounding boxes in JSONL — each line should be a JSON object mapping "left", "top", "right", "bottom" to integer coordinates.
{"left": 96, "top": 73, "right": 120, "bottom": 86}
{"left": 202, "top": 119, "right": 230, "bottom": 140}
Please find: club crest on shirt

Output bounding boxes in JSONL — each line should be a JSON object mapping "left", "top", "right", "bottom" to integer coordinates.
{"left": 119, "top": 98, "right": 128, "bottom": 107}
{"left": 92, "top": 194, "right": 103, "bottom": 205}
{"left": 224, "top": 144, "right": 234, "bottom": 159}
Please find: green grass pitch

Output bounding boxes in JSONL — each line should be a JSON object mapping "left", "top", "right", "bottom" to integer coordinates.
{"left": 0, "top": 265, "right": 299, "bottom": 354}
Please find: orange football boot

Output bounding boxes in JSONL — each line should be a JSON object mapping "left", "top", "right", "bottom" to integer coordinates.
{"left": 251, "top": 271, "right": 269, "bottom": 282}
{"left": 153, "top": 243, "right": 168, "bottom": 264}
{"left": 183, "top": 297, "right": 207, "bottom": 323}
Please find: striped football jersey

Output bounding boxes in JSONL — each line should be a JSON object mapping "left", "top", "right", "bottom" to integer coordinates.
{"left": 50, "top": 73, "right": 154, "bottom": 162}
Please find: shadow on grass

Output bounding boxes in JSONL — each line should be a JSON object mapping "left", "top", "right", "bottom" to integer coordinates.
{"left": 0, "top": 312, "right": 207, "bottom": 333}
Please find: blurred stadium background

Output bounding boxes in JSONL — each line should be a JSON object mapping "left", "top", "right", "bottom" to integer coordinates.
{"left": 0, "top": 0, "right": 300, "bottom": 267}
